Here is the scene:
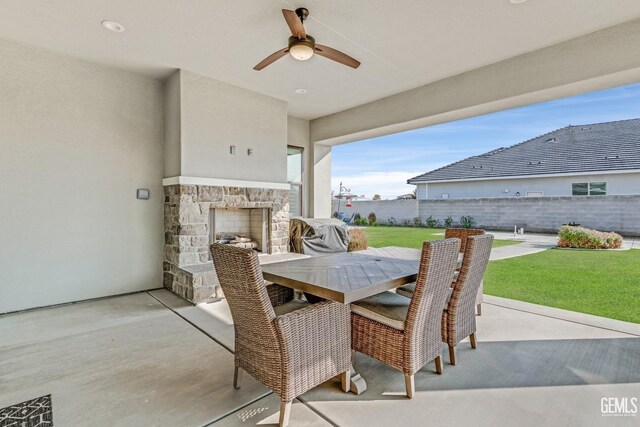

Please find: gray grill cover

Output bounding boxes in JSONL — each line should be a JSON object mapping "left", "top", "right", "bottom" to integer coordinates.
{"left": 289, "top": 218, "right": 350, "bottom": 255}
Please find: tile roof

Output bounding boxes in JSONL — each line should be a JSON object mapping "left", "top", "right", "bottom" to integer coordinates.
{"left": 408, "top": 118, "right": 640, "bottom": 184}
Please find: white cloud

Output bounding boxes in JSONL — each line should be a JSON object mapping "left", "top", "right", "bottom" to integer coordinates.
{"left": 332, "top": 171, "right": 421, "bottom": 200}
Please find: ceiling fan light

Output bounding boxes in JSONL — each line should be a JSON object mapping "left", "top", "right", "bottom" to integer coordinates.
{"left": 289, "top": 44, "right": 314, "bottom": 61}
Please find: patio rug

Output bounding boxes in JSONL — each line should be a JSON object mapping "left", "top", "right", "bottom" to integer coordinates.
{"left": 0, "top": 395, "right": 53, "bottom": 427}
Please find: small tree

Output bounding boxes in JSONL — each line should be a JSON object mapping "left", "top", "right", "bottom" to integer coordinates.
{"left": 372, "top": 194, "right": 381, "bottom": 200}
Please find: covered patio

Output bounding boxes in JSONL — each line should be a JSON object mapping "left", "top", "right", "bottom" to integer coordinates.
{"left": 2, "top": 1, "right": 640, "bottom": 426}
{"left": 2, "top": 290, "right": 638, "bottom": 426}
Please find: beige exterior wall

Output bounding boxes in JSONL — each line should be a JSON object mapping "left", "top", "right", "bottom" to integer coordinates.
{"left": 312, "top": 144, "right": 333, "bottom": 218}
{"left": 287, "top": 116, "right": 311, "bottom": 217}
{"left": 163, "top": 71, "right": 182, "bottom": 177}
{"left": 418, "top": 172, "right": 640, "bottom": 199}
{"left": 175, "top": 70, "right": 288, "bottom": 183}
{"left": 0, "top": 40, "right": 164, "bottom": 313}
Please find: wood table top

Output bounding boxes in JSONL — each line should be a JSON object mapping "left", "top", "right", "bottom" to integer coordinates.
{"left": 261, "top": 247, "right": 422, "bottom": 303}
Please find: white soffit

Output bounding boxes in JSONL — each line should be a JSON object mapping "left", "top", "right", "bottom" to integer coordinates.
{"left": 1, "top": 0, "right": 640, "bottom": 119}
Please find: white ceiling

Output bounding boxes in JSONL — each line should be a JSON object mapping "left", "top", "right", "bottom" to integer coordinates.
{"left": 2, "top": 0, "right": 640, "bottom": 119}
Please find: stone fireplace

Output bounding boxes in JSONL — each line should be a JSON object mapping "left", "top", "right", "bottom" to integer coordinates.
{"left": 163, "top": 183, "right": 289, "bottom": 303}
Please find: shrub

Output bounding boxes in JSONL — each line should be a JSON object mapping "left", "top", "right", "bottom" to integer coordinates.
{"left": 332, "top": 211, "right": 338, "bottom": 218}
{"left": 354, "top": 217, "right": 368, "bottom": 226}
{"left": 558, "top": 226, "right": 623, "bottom": 249}
{"left": 413, "top": 217, "right": 423, "bottom": 227}
{"left": 444, "top": 216, "right": 454, "bottom": 228}
{"left": 353, "top": 213, "right": 367, "bottom": 226}
{"left": 425, "top": 216, "right": 438, "bottom": 228}
{"left": 348, "top": 228, "right": 368, "bottom": 252}
{"left": 401, "top": 219, "right": 411, "bottom": 227}
{"left": 460, "top": 215, "right": 475, "bottom": 229}
{"left": 368, "top": 212, "right": 377, "bottom": 226}
{"left": 387, "top": 217, "right": 397, "bottom": 227}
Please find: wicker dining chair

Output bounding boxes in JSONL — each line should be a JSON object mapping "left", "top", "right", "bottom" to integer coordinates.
{"left": 210, "top": 244, "right": 351, "bottom": 427}
{"left": 266, "top": 282, "right": 294, "bottom": 306}
{"left": 442, "top": 234, "right": 493, "bottom": 365}
{"left": 444, "top": 228, "right": 486, "bottom": 253}
{"left": 350, "top": 239, "right": 460, "bottom": 398}
{"left": 397, "top": 227, "right": 486, "bottom": 315}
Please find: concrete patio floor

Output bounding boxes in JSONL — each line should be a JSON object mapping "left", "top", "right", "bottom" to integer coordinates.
{"left": 1, "top": 290, "right": 638, "bottom": 426}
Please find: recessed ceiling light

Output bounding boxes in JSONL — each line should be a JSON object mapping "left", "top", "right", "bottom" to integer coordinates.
{"left": 295, "top": 89, "right": 307, "bottom": 94}
{"left": 509, "top": 0, "right": 528, "bottom": 4}
{"left": 101, "top": 20, "right": 125, "bottom": 33}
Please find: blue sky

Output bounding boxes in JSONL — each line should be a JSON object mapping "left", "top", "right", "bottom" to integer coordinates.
{"left": 332, "top": 83, "right": 640, "bottom": 199}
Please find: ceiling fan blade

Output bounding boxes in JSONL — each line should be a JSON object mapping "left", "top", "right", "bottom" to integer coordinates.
{"left": 315, "top": 44, "right": 360, "bottom": 69}
{"left": 253, "top": 48, "right": 289, "bottom": 71}
{"left": 282, "top": 9, "right": 306, "bottom": 39}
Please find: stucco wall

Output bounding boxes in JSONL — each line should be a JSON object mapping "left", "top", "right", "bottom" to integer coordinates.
{"left": 167, "top": 70, "right": 288, "bottom": 183}
{"left": 0, "top": 40, "right": 164, "bottom": 313}
{"left": 313, "top": 144, "right": 333, "bottom": 218}
{"left": 163, "top": 71, "right": 182, "bottom": 177}
{"left": 287, "top": 116, "right": 311, "bottom": 217}
{"left": 419, "top": 173, "right": 640, "bottom": 199}
{"left": 333, "top": 196, "right": 640, "bottom": 235}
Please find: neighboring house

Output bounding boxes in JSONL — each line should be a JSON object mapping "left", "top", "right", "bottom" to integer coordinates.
{"left": 408, "top": 119, "right": 640, "bottom": 199}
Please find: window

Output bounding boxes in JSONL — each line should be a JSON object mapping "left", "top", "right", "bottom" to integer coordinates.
{"left": 589, "top": 182, "right": 607, "bottom": 196}
{"left": 572, "top": 182, "right": 606, "bottom": 196}
{"left": 526, "top": 191, "right": 543, "bottom": 197}
{"left": 572, "top": 183, "right": 588, "bottom": 196}
{"left": 441, "top": 193, "right": 449, "bottom": 199}
{"left": 287, "top": 146, "right": 304, "bottom": 217}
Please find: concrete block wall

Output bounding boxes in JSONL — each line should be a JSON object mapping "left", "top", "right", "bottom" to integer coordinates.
{"left": 418, "top": 195, "right": 640, "bottom": 235}
{"left": 332, "top": 199, "right": 419, "bottom": 223}
{"left": 332, "top": 195, "right": 640, "bottom": 235}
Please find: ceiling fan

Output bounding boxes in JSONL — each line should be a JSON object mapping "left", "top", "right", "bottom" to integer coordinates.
{"left": 253, "top": 8, "right": 361, "bottom": 71}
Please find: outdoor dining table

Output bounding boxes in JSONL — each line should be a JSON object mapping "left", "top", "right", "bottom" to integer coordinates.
{"left": 261, "top": 246, "right": 423, "bottom": 394}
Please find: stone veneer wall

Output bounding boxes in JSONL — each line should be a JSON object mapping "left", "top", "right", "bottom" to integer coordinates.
{"left": 163, "top": 184, "right": 289, "bottom": 302}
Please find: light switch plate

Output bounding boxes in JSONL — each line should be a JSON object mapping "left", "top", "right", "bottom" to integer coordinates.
{"left": 137, "top": 189, "right": 150, "bottom": 200}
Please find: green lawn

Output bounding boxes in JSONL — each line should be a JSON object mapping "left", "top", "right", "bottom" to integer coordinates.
{"left": 363, "top": 226, "right": 521, "bottom": 249}
{"left": 484, "top": 249, "right": 640, "bottom": 323}
{"left": 362, "top": 226, "right": 639, "bottom": 323}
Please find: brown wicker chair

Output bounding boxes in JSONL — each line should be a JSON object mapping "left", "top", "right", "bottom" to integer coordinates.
{"left": 397, "top": 228, "right": 486, "bottom": 315}
{"left": 210, "top": 244, "right": 351, "bottom": 427}
{"left": 442, "top": 234, "right": 493, "bottom": 365}
{"left": 350, "top": 239, "right": 460, "bottom": 398}
{"left": 266, "top": 282, "right": 294, "bottom": 306}
{"left": 444, "top": 228, "right": 486, "bottom": 253}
